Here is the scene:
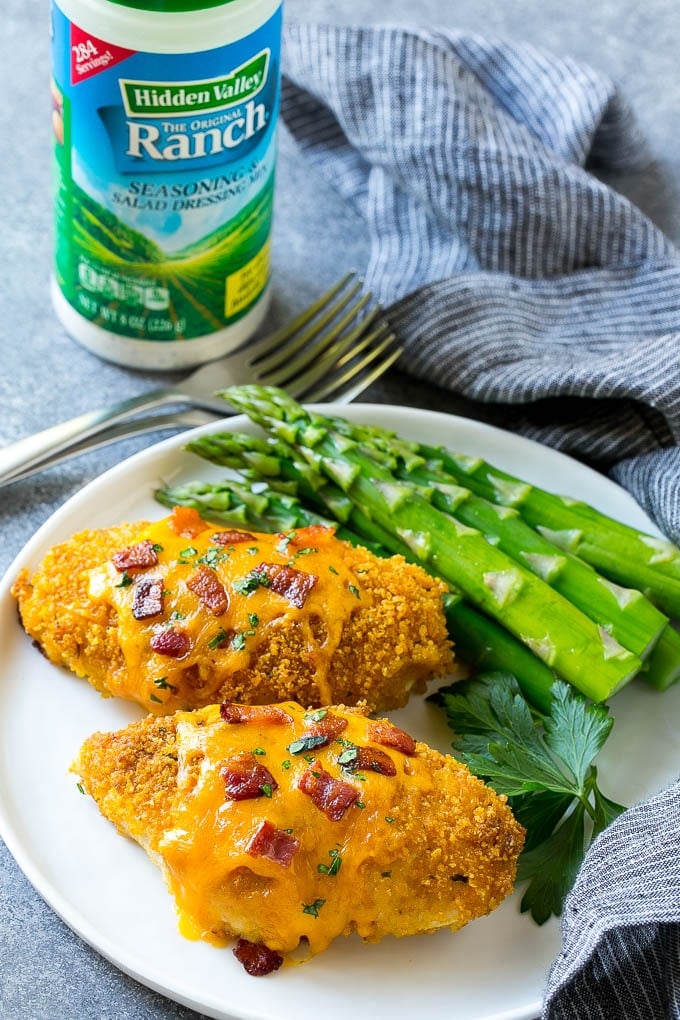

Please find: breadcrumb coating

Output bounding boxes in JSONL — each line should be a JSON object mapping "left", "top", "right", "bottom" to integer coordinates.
{"left": 13, "top": 515, "right": 454, "bottom": 713}
{"left": 73, "top": 703, "right": 524, "bottom": 966}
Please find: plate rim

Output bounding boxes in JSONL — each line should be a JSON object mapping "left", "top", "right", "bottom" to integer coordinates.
{"left": 0, "top": 402, "right": 657, "bottom": 1020}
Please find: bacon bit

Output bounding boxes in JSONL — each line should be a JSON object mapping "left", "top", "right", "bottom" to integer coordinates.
{"left": 150, "top": 627, "right": 190, "bottom": 658}
{"left": 256, "top": 562, "right": 317, "bottom": 609}
{"left": 132, "top": 578, "right": 164, "bottom": 620}
{"left": 211, "top": 529, "right": 256, "bottom": 546}
{"left": 247, "top": 820, "right": 300, "bottom": 866}
{"left": 287, "top": 524, "right": 334, "bottom": 546}
{"left": 233, "top": 939, "right": 283, "bottom": 977}
{"left": 299, "top": 761, "right": 359, "bottom": 821}
{"left": 112, "top": 539, "right": 158, "bottom": 572}
{"left": 368, "top": 720, "right": 417, "bottom": 756}
{"left": 354, "top": 746, "right": 397, "bottom": 777}
{"left": 305, "top": 712, "right": 348, "bottom": 743}
{"left": 168, "top": 506, "right": 209, "bottom": 538}
{"left": 187, "top": 566, "right": 229, "bottom": 615}
{"left": 221, "top": 753, "right": 278, "bottom": 801}
{"left": 220, "top": 703, "right": 292, "bottom": 726}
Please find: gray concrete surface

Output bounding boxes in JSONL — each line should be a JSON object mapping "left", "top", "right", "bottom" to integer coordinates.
{"left": 1, "top": 0, "right": 679, "bottom": 1016}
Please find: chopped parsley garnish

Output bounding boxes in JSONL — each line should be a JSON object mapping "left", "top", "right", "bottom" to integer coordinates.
{"left": 247, "top": 546, "right": 259, "bottom": 555}
{"left": 434, "top": 673, "right": 624, "bottom": 925}
{"left": 197, "top": 547, "right": 226, "bottom": 568}
{"left": 208, "top": 628, "right": 228, "bottom": 650}
{"left": 276, "top": 532, "right": 296, "bottom": 554}
{"left": 149, "top": 693, "right": 163, "bottom": 704}
{"left": 288, "top": 546, "right": 318, "bottom": 565}
{"left": 179, "top": 546, "right": 197, "bottom": 560}
{"left": 151, "top": 543, "right": 164, "bottom": 553}
{"left": 302, "top": 898, "right": 326, "bottom": 918}
{"left": 348, "top": 584, "right": 361, "bottom": 599}
{"left": 385, "top": 816, "right": 395, "bottom": 824}
{"left": 337, "top": 747, "right": 359, "bottom": 769}
{"left": 76, "top": 782, "right": 85, "bottom": 795}
{"left": 260, "top": 783, "right": 273, "bottom": 798}
{"left": 248, "top": 613, "right": 259, "bottom": 629}
{"left": 154, "top": 677, "right": 178, "bottom": 692}
{"left": 328, "top": 565, "right": 339, "bottom": 575}
{"left": 281, "top": 759, "right": 291, "bottom": 770}
{"left": 355, "top": 801, "right": 366, "bottom": 810}
{"left": 304, "top": 709, "right": 328, "bottom": 723}
{"left": 233, "top": 570, "right": 271, "bottom": 595}
{"left": 231, "top": 632, "right": 246, "bottom": 650}
{"left": 252, "top": 747, "right": 266, "bottom": 756}
{"left": 317, "top": 849, "right": 342, "bottom": 877}
{"left": 288, "top": 735, "right": 329, "bottom": 755}
{"left": 170, "top": 611, "right": 185, "bottom": 622}
{"left": 115, "top": 571, "right": 133, "bottom": 588}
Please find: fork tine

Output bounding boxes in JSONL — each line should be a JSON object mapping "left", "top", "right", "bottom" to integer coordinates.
{"left": 273, "top": 316, "right": 392, "bottom": 394}
{"left": 258, "top": 300, "right": 381, "bottom": 387}
{"left": 246, "top": 273, "right": 361, "bottom": 366}
{"left": 296, "top": 334, "right": 403, "bottom": 404}
{"left": 251, "top": 281, "right": 367, "bottom": 375}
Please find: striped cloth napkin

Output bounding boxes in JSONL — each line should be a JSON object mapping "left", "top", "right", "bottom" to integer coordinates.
{"left": 281, "top": 24, "right": 680, "bottom": 1020}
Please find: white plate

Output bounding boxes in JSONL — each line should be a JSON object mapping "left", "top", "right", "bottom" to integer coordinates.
{"left": 1, "top": 405, "right": 679, "bottom": 1020}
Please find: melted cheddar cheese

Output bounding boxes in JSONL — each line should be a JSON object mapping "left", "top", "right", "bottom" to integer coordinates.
{"left": 79, "top": 509, "right": 453, "bottom": 713}
{"left": 73, "top": 701, "right": 524, "bottom": 964}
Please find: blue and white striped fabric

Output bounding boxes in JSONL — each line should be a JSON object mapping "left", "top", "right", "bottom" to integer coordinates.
{"left": 281, "top": 24, "right": 680, "bottom": 1020}
{"left": 281, "top": 24, "right": 680, "bottom": 546}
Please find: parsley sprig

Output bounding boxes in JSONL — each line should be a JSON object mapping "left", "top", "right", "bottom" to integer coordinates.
{"left": 434, "top": 672, "right": 625, "bottom": 925}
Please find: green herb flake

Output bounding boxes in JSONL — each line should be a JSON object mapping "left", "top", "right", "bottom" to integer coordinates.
{"left": 385, "top": 816, "right": 395, "bottom": 824}
{"left": 149, "top": 693, "right": 163, "bottom": 704}
{"left": 151, "top": 543, "right": 164, "bottom": 553}
{"left": 281, "top": 759, "right": 292, "bottom": 770}
{"left": 337, "top": 747, "right": 359, "bottom": 769}
{"left": 302, "top": 898, "right": 326, "bottom": 918}
{"left": 154, "top": 677, "right": 178, "bottom": 692}
{"left": 290, "top": 546, "right": 318, "bottom": 562}
{"left": 179, "top": 546, "right": 197, "bottom": 560}
{"left": 233, "top": 570, "right": 272, "bottom": 595}
{"left": 288, "top": 735, "right": 329, "bottom": 755}
{"left": 328, "top": 565, "right": 339, "bottom": 575}
{"left": 115, "top": 571, "right": 133, "bottom": 588}
{"left": 304, "top": 709, "right": 328, "bottom": 723}
{"left": 348, "top": 584, "right": 361, "bottom": 599}
{"left": 276, "top": 532, "right": 296, "bottom": 555}
{"left": 231, "top": 632, "right": 247, "bottom": 651}
{"left": 381, "top": 871, "right": 392, "bottom": 878}
{"left": 253, "top": 747, "right": 266, "bottom": 756}
{"left": 355, "top": 801, "right": 366, "bottom": 810}
{"left": 260, "top": 783, "right": 273, "bottom": 798}
{"left": 248, "top": 613, "right": 259, "bottom": 629}
{"left": 318, "top": 849, "right": 342, "bottom": 877}
{"left": 76, "top": 782, "right": 85, "bottom": 795}
{"left": 208, "top": 628, "right": 228, "bottom": 650}
{"left": 170, "top": 611, "right": 185, "bottom": 622}
{"left": 197, "top": 547, "right": 226, "bottom": 568}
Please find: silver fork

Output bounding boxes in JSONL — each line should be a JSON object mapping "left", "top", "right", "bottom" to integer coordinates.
{"left": 0, "top": 274, "right": 401, "bottom": 487}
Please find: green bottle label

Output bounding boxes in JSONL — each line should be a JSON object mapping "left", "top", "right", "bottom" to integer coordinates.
{"left": 51, "top": 2, "right": 280, "bottom": 343}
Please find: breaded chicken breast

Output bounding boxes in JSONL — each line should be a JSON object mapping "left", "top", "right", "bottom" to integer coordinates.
{"left": 13, "top": 508, "right": 453, "bottom": 714}
{"left": 73, "top": 701, "right": 524, "bottom": 973}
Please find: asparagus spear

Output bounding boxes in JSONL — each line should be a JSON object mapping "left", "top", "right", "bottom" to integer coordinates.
{"left": 219, "top": 385, "right": 642, "bottom": 702}
{"left": 316, "top": 412, "right": 680, "bottom": 616}
{"left": 418, "top": 443, "right": 680, "bottom": 617}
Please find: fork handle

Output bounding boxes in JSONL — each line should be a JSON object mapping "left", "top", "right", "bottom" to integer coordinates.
{"left": 0, "top": 387, "right": 179, "bottom": 487}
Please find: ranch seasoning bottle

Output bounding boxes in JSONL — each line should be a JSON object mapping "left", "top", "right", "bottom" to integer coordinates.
{"left": 50, "top": 0, "right": 281, "bottom": 369}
